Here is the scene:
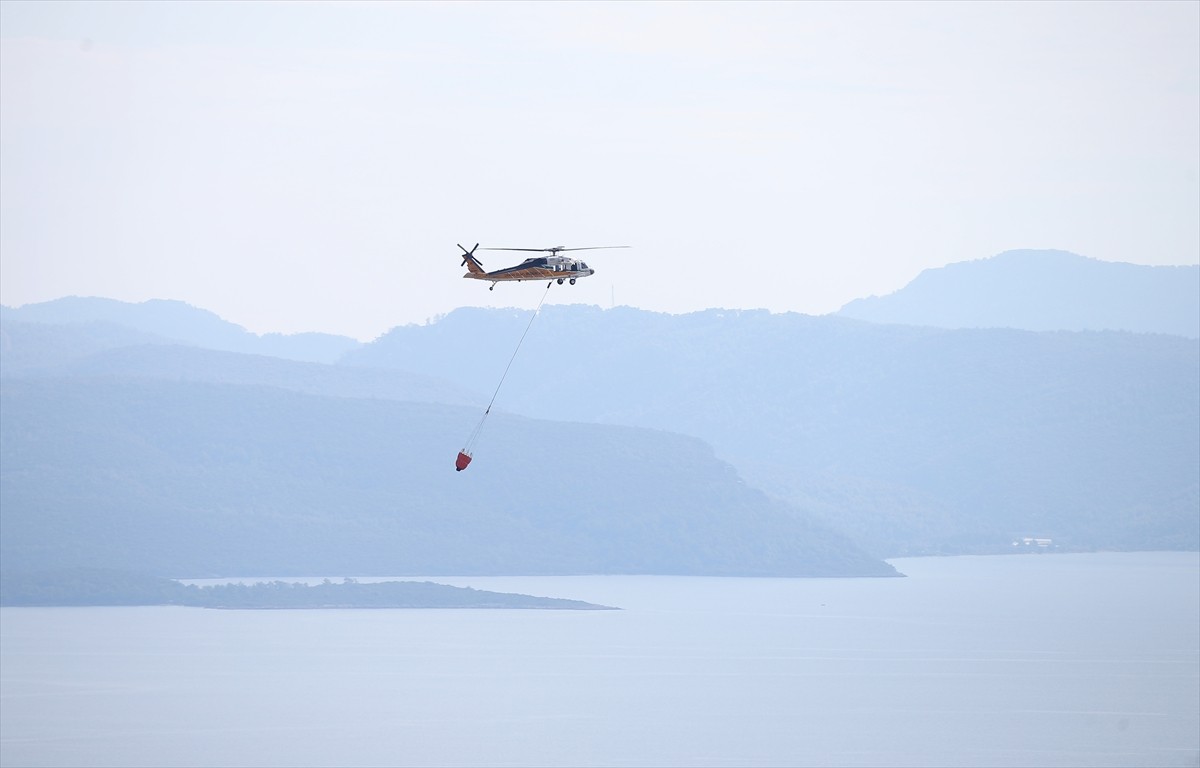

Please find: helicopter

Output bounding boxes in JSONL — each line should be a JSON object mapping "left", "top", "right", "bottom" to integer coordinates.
{"left": 457, "top": 243, "right": 629, "bottom": 290}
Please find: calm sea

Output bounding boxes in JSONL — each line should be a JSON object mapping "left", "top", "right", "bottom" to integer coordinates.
{"left": 2, "top": 552, "right": 1197, "bottom": 768}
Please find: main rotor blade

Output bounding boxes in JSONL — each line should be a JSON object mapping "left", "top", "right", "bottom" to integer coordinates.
{"left": 480, "top": 246, "right": 631, "bottom": 252}
{"left": 554, "top": 246, "right": 631, "bottom": 252}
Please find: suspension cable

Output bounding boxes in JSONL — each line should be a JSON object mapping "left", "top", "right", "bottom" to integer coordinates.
{"left": 462, "top": 281, "right": 553, "bottom": 455}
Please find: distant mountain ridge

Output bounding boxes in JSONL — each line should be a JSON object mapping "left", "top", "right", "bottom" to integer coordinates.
{"left": 837, "top": 250, "right": 1199, "bottom": 337}
{"left": 0, "top": 329, "right": 484, "bottom": 407}
{"left": 4, "top": 263, "right": 1196, "bottom": 563}
{"left": 347, "top": 304, "right": 1199, "bottom": 556}
{"left": 1, "top": 296, "right": 894, "bottom": 578}
{"left": 1, "top": 297, "right": 361, "bottom": 363}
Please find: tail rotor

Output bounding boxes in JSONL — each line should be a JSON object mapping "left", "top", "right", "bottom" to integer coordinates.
{"left": 458, "top": 243, "right": 482, "bottom": 267}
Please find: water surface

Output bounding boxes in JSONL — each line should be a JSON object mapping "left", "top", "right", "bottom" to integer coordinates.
{"left": 2, "top": 552, "right": 1197, "bottom": 767}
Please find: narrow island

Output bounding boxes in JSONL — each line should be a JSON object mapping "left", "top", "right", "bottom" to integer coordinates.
{"left": 0, "top": 568, "right": 617, "bottom": 610}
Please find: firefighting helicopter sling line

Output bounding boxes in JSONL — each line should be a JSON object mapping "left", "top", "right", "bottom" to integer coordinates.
{"left": 454, "top": 243, "right": 628, "bottom": 472}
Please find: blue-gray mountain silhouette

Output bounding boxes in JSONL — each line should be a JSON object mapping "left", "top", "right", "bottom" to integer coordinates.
{"left": 4, "top": 288, "right": 1196, "bottom": 563}
{"left": 0, "top": 377, "right": 893, "bottom": 578}
{"left": 837, "top": 250, "right": 1199, "bottom": 337}
{"left": 347, "top": 305, "right": 1198, "bottom": 556}
{"left": 2, "top": 296, "right": 361, "bottom": 362}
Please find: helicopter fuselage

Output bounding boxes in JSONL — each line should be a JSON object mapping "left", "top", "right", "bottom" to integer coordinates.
{"left": 464, "top": 254, "right": 594, "bottom": 285}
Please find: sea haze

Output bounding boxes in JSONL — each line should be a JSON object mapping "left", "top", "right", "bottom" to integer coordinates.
{"left": 2, "top": 552, "right": 1196, "bottom": 768}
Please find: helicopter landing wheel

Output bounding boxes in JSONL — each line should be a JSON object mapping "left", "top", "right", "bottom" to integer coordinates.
{"left": 489, "top": 285, "right": 495, "bottom": 291}
{"left": 569, "top": 278, "right": 576, "bottom": 285}
{"left": 556, "top": 278, "right": 564, "bottom": 285}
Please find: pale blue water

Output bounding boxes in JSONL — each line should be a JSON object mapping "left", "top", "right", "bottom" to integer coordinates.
{"left": 2, "top": 553, "right": 1197, "bottom": 767}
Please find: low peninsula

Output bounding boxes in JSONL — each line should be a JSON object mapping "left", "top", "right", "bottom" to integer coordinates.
{"left": 0, "top": 569, "right": 617, "bottom": 610}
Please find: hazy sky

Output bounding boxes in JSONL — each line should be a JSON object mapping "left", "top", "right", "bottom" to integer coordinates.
{"left": 2, "top": 1, "right": 1197, "bottom": 340}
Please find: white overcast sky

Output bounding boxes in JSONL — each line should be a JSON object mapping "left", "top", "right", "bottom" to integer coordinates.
{"left": 1, "top": 1, "right": 1197, "bottom": 340}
